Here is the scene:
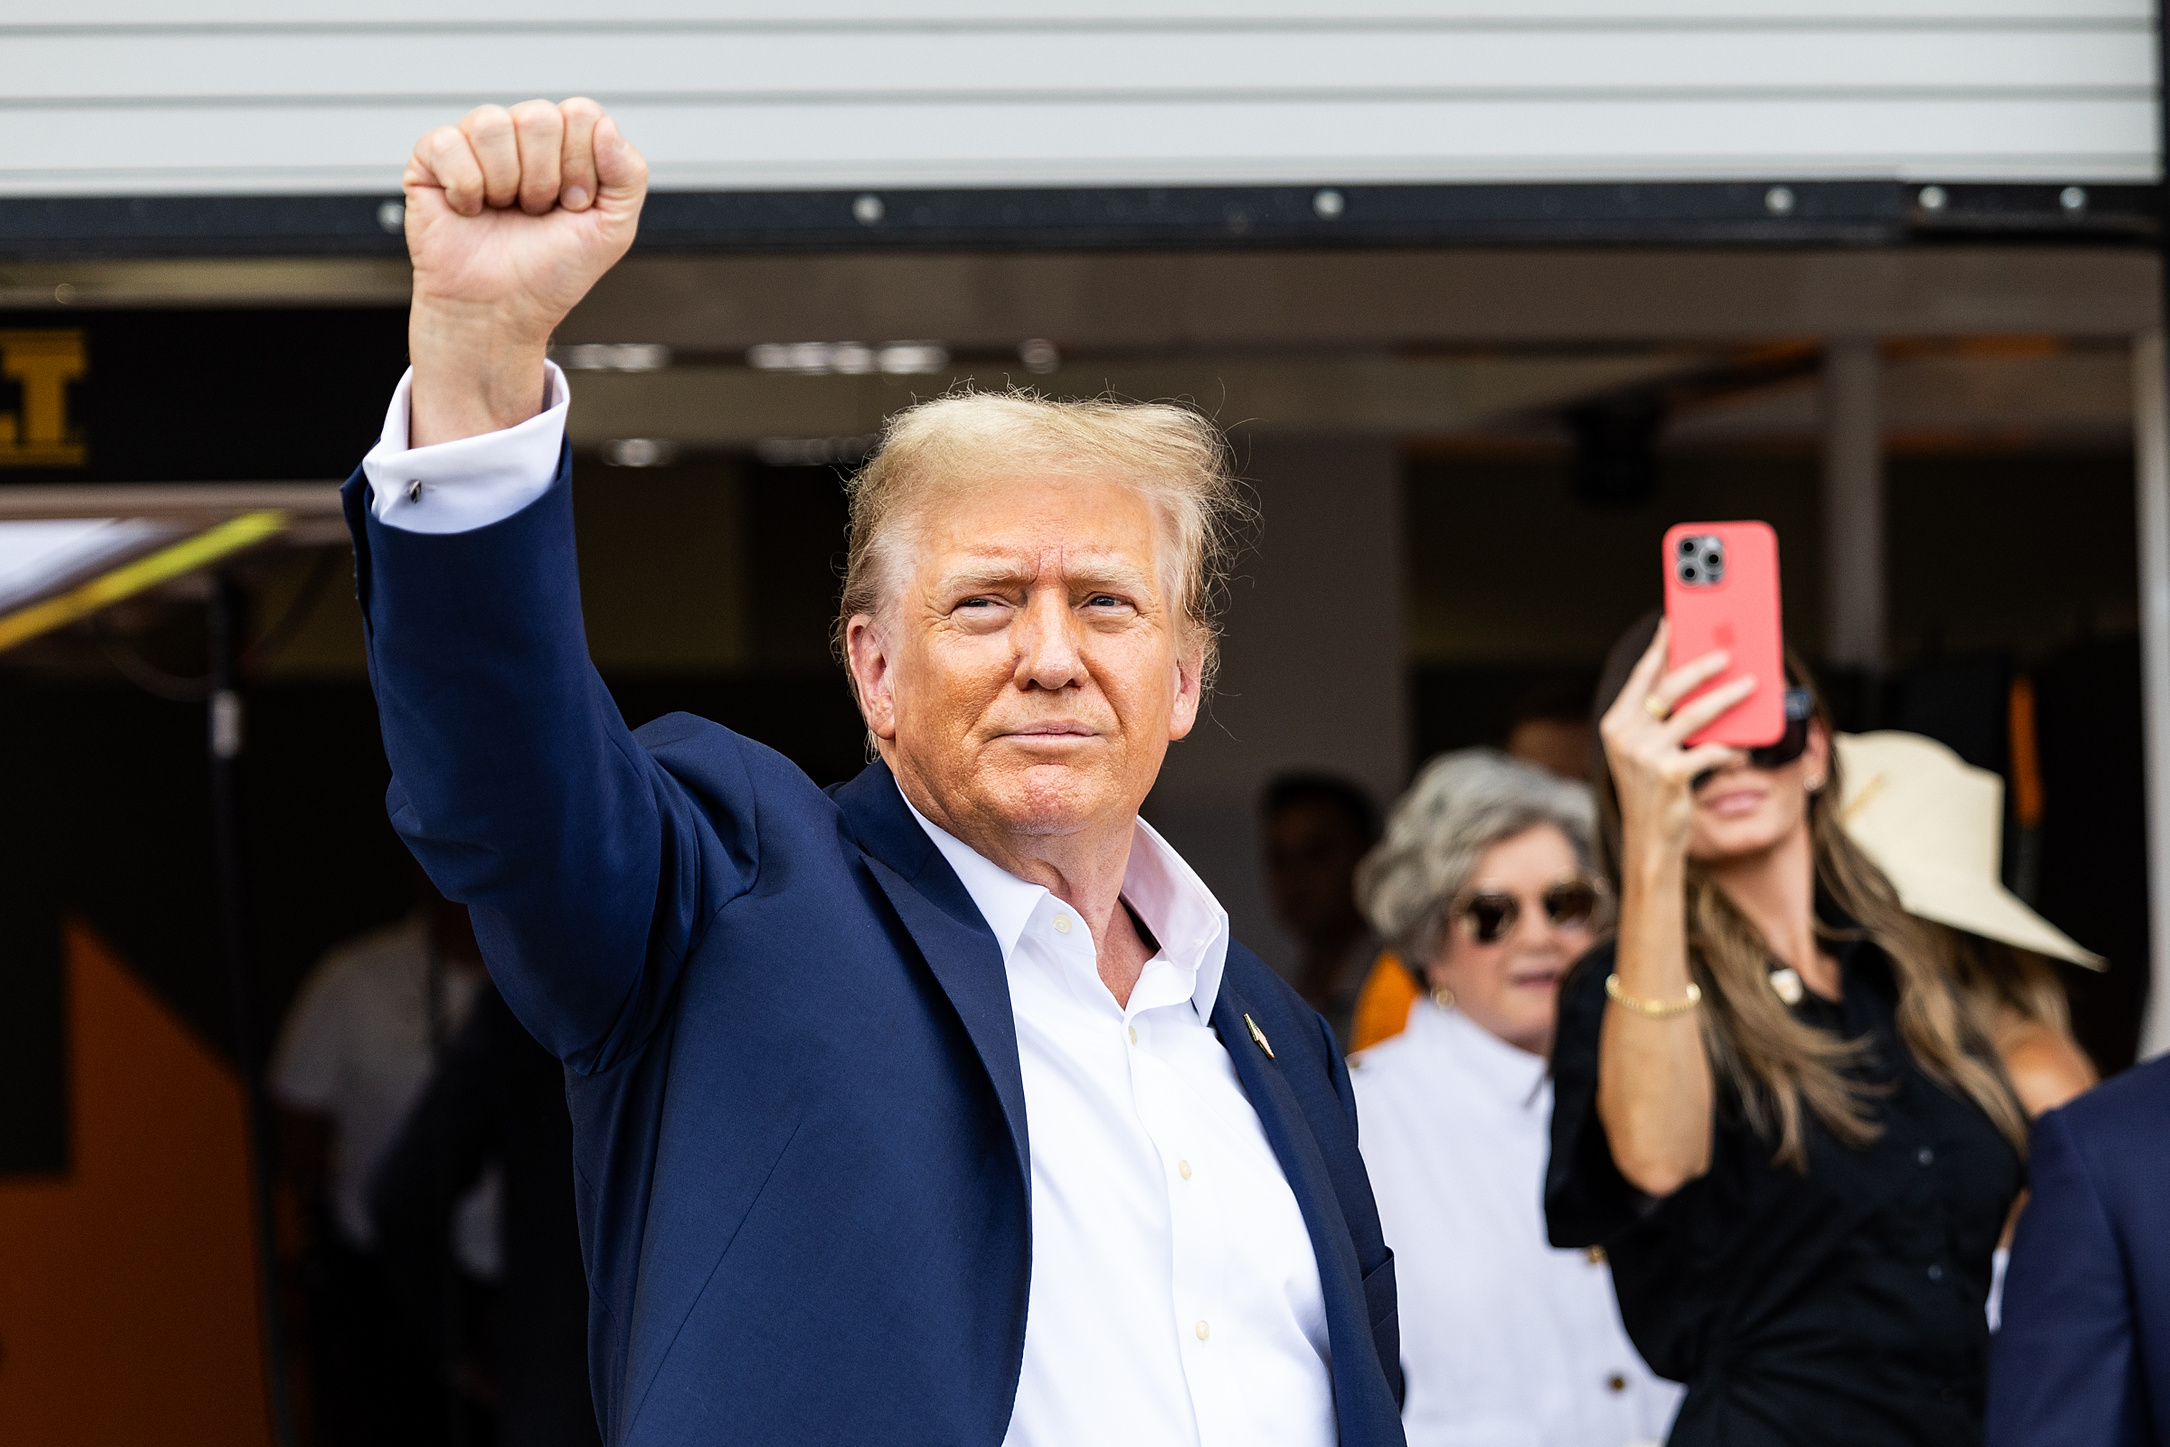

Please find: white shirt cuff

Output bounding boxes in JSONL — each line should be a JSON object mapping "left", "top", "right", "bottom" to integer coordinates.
{"left": 360, "top": 363, "right": 570, "bottom": 534}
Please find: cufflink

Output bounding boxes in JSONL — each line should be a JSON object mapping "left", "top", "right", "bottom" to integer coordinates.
{"left": 408, "top": 479, "right": 423, "bottom": 503}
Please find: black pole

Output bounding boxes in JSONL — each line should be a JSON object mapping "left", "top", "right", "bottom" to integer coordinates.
{"left": 208, "top": 574, "right": 299, "bottom": 1447}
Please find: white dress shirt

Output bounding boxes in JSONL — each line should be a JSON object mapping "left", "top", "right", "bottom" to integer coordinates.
{"left": 1352, "top": 999, "right": 1681, "bottom": 1447}
{"left": 362, "top": 369, "right": 1338, "bottom": 1447}
{"left": 267, "top": 915, "right": 500, "bottom": 1275}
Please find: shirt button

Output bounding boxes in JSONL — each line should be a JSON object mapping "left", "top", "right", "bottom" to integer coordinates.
{"left": 1607, "top": 1374, "right": 1627, "bottom": 1393}
{"left": 1917, "top": 1146, "right": 1935, "bottom": 1166}
{"left": 1927, "top": 1263, "right": 1946, "bottom": 1283}
{"left": 1179, "top": 1160, "right": 1193, "bottom": 1179}
{"left": 1127, "top": 1025, "right": 1138, "bottom": 1045}
{"left": 1194, "top": 1320, "right": 1210, "bottom": 1340}
{"left": 1053, "top": 914, "right": 1073, "bottom": 934}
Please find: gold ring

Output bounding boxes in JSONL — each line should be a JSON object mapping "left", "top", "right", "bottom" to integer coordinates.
{"left": 1644, "top": 695, "right": 1670, "bottom": 720}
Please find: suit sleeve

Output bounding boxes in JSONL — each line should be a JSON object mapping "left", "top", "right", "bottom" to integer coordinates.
{"left": 347, "top": 448, "right": 757, "bottom": 1072}
{"left": 1985, "top": 1107, "right": 2139, "bottom": 1447}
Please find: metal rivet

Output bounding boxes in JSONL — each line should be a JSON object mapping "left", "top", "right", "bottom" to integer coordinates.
{"left": 52, "top": 282, "right": 75, "bottom": 304}
{"left": 852, "top": 194, "right": 885, "bottom": 225}
{"left": 1917, "top": 1145, "right": 1935, "bottom": 1166}
{"left": 2060, "top": 185, "right": 2088, "bottom": 212}
{"left": 1764, "top": 186, "right": 1795, "bottom": 215}
{"left": 377, "top": 200, "right": 406, "bottom": 234}
{"left": 1917, "top": 185, "right": 1947, "bottom": 211}
{"left": 1928, "top": 1263, "right": 1946, "bottom": 1282}
{"left": 1312, "top": 187, "right": 1345, "bottom": 219}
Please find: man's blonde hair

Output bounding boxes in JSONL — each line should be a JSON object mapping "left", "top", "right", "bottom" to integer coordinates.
{"left": 835, "top": 389, "right": 1249, "bottom": 689}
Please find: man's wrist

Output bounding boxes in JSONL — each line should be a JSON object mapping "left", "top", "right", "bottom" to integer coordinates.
{"left": 408, "top": 295, "right": 556, "bottom": 447}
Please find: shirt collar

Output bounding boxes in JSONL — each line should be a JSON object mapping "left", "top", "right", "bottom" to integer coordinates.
{"left": 1413, "top": 995, "right": 1550, "bottom": 1109}
{"left": 898, "top": 781, "right": 1232, "bottom": 1018}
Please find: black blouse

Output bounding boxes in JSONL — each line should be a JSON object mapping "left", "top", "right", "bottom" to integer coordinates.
{"left": 1546, "top": 931, "right": 2022, "bottom": 1447}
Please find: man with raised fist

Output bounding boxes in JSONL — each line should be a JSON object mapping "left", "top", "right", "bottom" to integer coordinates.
{"left": 349, "top": 99, "right": 1404, "bottom": 1447}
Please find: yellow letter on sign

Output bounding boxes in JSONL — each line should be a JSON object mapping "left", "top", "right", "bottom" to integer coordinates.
{"left": 0, "top": 330, "right": 87, "bottom": 467}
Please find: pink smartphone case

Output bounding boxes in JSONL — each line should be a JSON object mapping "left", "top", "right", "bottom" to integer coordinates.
{"left": 1662, "top": 520, "right": 1786, "bottom": 749}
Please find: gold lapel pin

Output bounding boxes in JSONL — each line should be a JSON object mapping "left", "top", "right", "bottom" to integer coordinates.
{"left": 1243, "top": 1012, "right": 1275, "bottom": 1059}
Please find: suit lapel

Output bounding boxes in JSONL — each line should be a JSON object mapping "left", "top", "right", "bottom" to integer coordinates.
{"left": 834, "top": 763, "right": 1030, "bottom": 1182}
{"left": 1212, "top": 980, "right": 1380, "bottom": 1442}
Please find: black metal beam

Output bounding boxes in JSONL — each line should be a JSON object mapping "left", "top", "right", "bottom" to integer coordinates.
{"left": 0, "top": 179, "right": 2155, "bottom": 261}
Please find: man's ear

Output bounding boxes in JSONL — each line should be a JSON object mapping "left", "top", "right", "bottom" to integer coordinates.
{"left": 1167, "top": 644, "right": 1205, "bottom": 742}
{"left": 844, "top": 613, "right": 900, "bottom": 741}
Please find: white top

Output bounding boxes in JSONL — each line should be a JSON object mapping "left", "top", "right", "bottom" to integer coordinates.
{"left": 268, "top": 916, "right": 500, "bottom": 1275}
{"left": 1352, "top": 1000, "right": 1681, "bottom": 1447}
{"left": 361, "top": 371, "right": 1337, "bottom": 1447}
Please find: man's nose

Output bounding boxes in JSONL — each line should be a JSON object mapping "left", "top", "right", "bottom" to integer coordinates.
{"left": 1013, "top": 588, "right": 1086, "bottom": 689}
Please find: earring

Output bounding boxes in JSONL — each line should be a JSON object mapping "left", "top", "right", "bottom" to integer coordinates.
{"left": 1804, "top": 775, "right": 1824, "bottom": 793}
{"left": 1430, "top": 985, "right": 1456, "bottom": 1012}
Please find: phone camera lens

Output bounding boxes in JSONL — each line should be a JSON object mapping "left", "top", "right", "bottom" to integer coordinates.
{"left": 1704, "top": 551, "right": 1723, "bottom": 569}
{"left": 1679, "top": 538, "right": 1698, "bottom": 555}
{"left": 1683, "top": 566, "right": 1699, "bottom": 581}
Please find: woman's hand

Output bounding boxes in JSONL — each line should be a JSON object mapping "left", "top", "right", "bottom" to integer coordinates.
{"left": 1594, "top": 619, "right": 1742, "bottom": 1197}
{"left": 1597, "top": 620, "right": 1753, "bottom": 869}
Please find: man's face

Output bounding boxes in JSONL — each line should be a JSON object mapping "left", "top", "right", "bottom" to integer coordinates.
{"left": 846, "top": 471, "right": 1202, "bottom": 847}
{"left": 1263, "top": 802, "right": 1368, "bottom": 946}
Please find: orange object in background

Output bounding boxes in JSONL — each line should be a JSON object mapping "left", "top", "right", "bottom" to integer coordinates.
{"left": 0, "top": 922, "right": 272, "bottom": 1447}
{"left": 1349, "top": 951, "right": 1422, "bottom": 1054}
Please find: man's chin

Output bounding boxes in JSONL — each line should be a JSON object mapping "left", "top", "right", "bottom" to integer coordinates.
{"left": 976, "top": 762, "right": 1125, "bottom": 838}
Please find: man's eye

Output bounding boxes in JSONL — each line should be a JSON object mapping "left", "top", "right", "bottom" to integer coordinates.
{"left": 1086, "top": 594, "right": 1126, "bottom": 608}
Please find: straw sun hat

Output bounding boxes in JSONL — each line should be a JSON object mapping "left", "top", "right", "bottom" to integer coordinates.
{"left": 1833, "top": 731, "right": 2102, "bottom": 969}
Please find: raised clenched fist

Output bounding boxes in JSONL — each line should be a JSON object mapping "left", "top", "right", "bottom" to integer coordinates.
{"left": 402, "top": 99, "right": 648, "bottom": 447}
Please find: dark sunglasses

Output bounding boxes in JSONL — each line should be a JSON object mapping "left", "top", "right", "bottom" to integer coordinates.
{"left": 1746, "top": 687, "right": 1816, "bottom": 770}
{"left": 1455, "top": 881, "right": 1602, "bottom": 944}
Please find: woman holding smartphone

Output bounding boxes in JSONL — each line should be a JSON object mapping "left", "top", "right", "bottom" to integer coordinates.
{"left": 1547, "top": 614, "right": 2027, "bottom": 1447}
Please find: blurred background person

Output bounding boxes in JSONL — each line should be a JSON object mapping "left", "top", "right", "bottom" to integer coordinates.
{"left": 372, "top": 984, "right": 600, "bottom": 1447}
{"left": 1834, "top": 730, "right": 2100, "bottom": 1120}
{"left": 1260, "top": 771, "right": 1383, "bottom": 1048}
{"left": 1834, "top": 729, "right": 2101, "bottom": 1333}
{"left": 1350, "top": 748, "right": 1679, "bottom": 1447}
{"left": 1346, "top": 681, "right": 1606, "bottom": 1053}
{"left": 269, "top": 879, "right": 498, "bottom": 1447}
{"left": 1502, "top": 679, "right": 1596, "bottom": 784}
{"left": 1549, "top": 616, "right": 2029, "bottom": 1447}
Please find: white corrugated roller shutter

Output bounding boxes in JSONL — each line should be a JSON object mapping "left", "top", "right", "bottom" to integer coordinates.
{"left": 0, "top": 1, "right": 2154, "bottom": 197}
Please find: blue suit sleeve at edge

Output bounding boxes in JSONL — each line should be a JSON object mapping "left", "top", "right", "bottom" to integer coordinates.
{"left": 347, "top": 449, "right": 756, "bottom": 1072}
{"left": 1985, "top": 1107, "right": 2138, "bottom": 1447}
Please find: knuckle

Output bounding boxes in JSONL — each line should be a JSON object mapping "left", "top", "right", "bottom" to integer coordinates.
{"left": 511, "top": 99, "right": 561, "bottom": 133}
{"left": 560, "top": 95, "right": 604, "bottom": 122}
{"left": 462, "top": 104, "right": 511, "bottom": 136}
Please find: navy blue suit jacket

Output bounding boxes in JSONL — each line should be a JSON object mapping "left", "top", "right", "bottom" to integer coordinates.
{"left": 344, "top": 451, "right": 1405, "bottom": 1447}
{"left": 1988, "top": 1055, "right": 2170, "bottom": 1447}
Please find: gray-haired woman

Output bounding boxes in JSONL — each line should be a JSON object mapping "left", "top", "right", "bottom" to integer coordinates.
{"left": 1351, "top": 749, "right": 1680, "bottom": 1447}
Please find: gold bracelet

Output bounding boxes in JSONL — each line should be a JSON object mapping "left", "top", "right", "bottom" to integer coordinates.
{"left": 1605, "top": 973, "right": 1703, "bottom": 1019}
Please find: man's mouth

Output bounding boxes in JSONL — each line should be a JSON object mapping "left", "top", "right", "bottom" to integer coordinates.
{"left": 1004, "top": 721, "right": 1097, "bottom": 739}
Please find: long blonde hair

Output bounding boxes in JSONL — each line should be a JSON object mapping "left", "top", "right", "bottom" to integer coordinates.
{"left": 1593, "top": 621, "right": 2028, "bottom": 1170}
